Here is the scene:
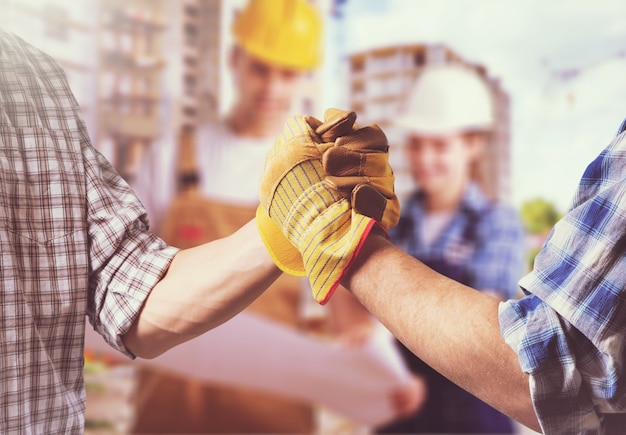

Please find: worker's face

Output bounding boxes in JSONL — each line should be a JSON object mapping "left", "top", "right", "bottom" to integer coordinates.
{"left": 405, "top": 132, "right": 481, "bottom": 196}
{"left": 230, "top": 48, "right": 304, "bottom": 125}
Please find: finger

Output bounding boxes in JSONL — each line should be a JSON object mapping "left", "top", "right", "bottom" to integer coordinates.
{"left": 325, "top": 175, "right": 397, "bottom": 201}
{"left": 322, "top": 108, "right": 358, "bottom": 129}
{"left": 323, "top": 146, "right": 364, "bottom": 176}
{"left": 304, "top": 114, "right": 323, "bottom": 132}
{"left": 380, "top": 197, "right": 401, "bottom": 229}
{"left": 335, "top": 124, "right": 388, "bottom": 152}
{"left": 324, "top": 175, "right": 368, "bottom": 193}
{"left": 323, "top": 146, "right": 391, "bottom": 177}
{"left": 364, "top": 176, "right": 397, "bottom": 199}
{"left": 315, "top": 109, "right": 357, "bottom": 142}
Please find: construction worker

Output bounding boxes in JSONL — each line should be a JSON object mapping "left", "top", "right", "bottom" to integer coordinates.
{"left": 131, "top": 1, "right": 419, "bottom": 432}
{"left": 309, "top": 66, "right": 524, "bottom": 433}
{"left": 375, "top": 64, "right": 525, "bottom": 433}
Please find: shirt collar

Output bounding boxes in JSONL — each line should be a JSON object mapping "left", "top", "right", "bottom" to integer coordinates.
{"left": 458, "top": 182, "right": 491, "bottom": 214}
{"left": 411, "top": 182, "right": 490, "bottom": 215}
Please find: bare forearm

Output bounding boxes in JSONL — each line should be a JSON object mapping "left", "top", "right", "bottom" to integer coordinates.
{"left": 342, "top": 233, "right": 541, "bottom": 432}
{"left": 123, "top": 219, "right": 281, "bottom": 358}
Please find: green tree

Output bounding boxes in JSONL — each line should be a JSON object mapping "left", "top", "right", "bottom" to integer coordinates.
{"left": 519, "top": 198, "right": 563, "bottom": 271}
{"left": 519, "top": 197, "right": 562, "bottom": 235}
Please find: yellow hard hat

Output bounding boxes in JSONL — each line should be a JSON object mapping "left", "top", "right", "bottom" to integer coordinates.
{"left": 232, "top": 0, "right": 323, "bottom": 71}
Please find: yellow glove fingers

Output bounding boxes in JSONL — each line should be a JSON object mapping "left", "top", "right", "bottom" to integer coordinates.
{"left": 323, "top": 147, "right": 391, "bottom": 178}
{"left": 325, "top": 175, "right": 395, "bottom": 199}
{"left": 334, "top": 124, "right": 388, "bottom": 152}
{"left": 316, "top": 109, "right": 358, "bottom": 142}
{"left": 304, "top": 114, "right": 323, "bottom": 132}
{"left": 361, "top": 176, "right": 396, "bottom": 199}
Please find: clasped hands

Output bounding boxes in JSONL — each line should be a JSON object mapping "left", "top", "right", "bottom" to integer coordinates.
{"left": 257, "top": 108, "right": 399, "bottom": 304}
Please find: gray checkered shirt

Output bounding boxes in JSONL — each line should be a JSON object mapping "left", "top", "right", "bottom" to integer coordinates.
{"left": 0, "top": 30, "right": 178, "bottom": 434}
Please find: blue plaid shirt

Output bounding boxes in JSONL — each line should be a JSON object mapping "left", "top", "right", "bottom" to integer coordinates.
{"left": 390, "top": 182, "right": 525, "bottom": 299}
{"left": 499, "top": 119, "right": 626, "bottom": 434}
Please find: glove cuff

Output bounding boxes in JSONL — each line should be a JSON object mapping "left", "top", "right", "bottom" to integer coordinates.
{"left": 304, "top": 209, "right": 377, "bottom": 304}
{"left": 256, "top": 205, "right": 307, "bottom": 276}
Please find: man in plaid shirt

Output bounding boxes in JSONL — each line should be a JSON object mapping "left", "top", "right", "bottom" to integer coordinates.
{"left": 0, "top": 30, "right": 284, "bottom": 434}
{"left": 498, "top": 117, "right": 626, "bottom": 433}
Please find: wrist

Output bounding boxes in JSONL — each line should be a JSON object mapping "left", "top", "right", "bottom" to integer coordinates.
{"left": 340, "top": 228, "right": 393, "bottom": 291}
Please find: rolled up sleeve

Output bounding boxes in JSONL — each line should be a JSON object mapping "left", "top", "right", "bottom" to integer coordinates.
{"left": 84, "top": 135, "right": 179, "bottom": 357}
{"left": 499, "top": 128, "right": 626, "bottom": 433}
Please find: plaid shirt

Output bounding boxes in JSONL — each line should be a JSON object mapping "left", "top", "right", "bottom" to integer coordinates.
{"left": 500, "top": 120, "right": 626, "bottom": 434}
{"left": 0, "top": 30, "right": 178, "bottom": 433}
{"left": 390, "top": 182, "right": 525, "bottom": 299}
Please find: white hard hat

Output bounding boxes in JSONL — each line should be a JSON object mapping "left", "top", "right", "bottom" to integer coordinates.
{"left": 395, "top": 64, "right": 494, "bottom": 135}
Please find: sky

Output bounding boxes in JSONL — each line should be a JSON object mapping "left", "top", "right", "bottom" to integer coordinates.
{"left": 2, "top": 0, "right": 624, "bottom": 212}
{"left": 330, "top": 0, "right": 626, "bottom": 212}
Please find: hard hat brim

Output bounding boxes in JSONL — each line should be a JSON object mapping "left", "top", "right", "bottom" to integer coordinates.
{"left": 392, "top": 113, "right": 492, "bottom": 136}
{"left": 256, "top": 205, "right": 306, "bottom": 276}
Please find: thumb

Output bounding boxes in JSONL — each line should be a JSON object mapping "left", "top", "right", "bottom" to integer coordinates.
{"left": 352, "top": 184, "right": 387, "bottom": 223}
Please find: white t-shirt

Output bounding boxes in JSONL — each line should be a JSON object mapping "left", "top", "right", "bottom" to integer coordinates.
{"left": 195, "top": 122, "right": 271, "bottom": 205}
{"left": 133, "top": 121, "right": 274, "bottom": 230}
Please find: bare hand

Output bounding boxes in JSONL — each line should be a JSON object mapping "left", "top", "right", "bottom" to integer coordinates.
{"left": 390, "top": 374, "right": 427, "bottom": 419}
{"left": 335, "top": 320, "right": 376, "bottom": 348}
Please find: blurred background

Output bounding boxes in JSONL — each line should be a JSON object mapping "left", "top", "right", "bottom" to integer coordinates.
{"left": 1, "top": 0, "right": 625, "bottom": 433}
{"left": 3, "top": 0, "right": 625, "bottom": 212}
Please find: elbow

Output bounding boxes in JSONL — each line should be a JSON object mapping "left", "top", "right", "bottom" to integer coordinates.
{"left": 128, "top": 345, "right": 166, "bottom": 360}
{"left": 122, "top": 327, "right": 169, "bottom": 360}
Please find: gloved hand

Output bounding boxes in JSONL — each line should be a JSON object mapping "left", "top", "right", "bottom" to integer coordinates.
{"left": 322, "top": 123, "right": 400, "bottom": 230}
{"left": 257, "top": 109, "right": 393, "bottom": 304}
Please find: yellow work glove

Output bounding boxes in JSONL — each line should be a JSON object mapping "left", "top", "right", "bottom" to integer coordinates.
{"left": 257, "top": 109, "right": 389, "bottom": 304}
{"left": 322, "top": 124, "right": 400, "bottom": 230}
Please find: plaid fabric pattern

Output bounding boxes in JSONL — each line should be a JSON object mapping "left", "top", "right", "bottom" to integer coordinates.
{"left": 0, "top": 30, "right": 178, "bottom": 434}
{"left": 499, "top": 122, "right": 626, "bottom": 433}
{"left": 390, "top": 182, "right": 525, "bottom": 299}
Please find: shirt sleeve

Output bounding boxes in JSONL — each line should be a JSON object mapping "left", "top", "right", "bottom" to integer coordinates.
{"left": 469, "top": 206, "right": 525, "bottom": 299}
{"left": 499, "top": 127, "right": 626, "bottom": 433}
{"left": 82, "top": 127, "right": 179, "bottom": 358}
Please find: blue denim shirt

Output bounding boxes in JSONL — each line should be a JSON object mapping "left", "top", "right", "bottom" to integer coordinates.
{"left": 499, "top": 118, "right": 626, "bottom": 434}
